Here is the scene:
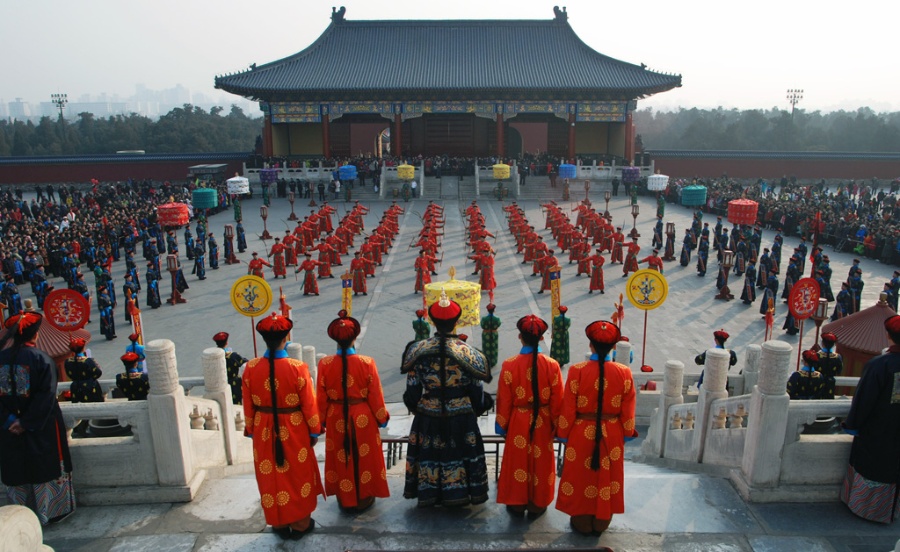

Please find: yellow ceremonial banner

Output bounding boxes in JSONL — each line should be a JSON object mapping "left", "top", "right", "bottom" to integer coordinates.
{"left": 341, "top": 272, "right": 353, "bottom": 316}
{"left": 424, "top": 266, "right": 481, "bottom": 328}
{"left": 625, "top": 269, "right": 669, "bottom": 311}
{"left": 230, "top": 275, "right": 273, "bottom": 317}
{"left": 549, "top": 264, "right": 561, "bottom": 319}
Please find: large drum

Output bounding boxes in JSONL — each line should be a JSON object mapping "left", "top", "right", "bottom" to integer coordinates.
{"left": 647, "top": 174, "right": 669, "bottom": 192}
{"left": 226, "top": 176, "right": 250, "bottom": 195}
{"left": 680, "top": 185, "right": 708, "bottom": 206}
{"left": 157, "top": 202, "right": 190, "bottom": 227}
{"left": 621, "top": 166, "right": 641, "bottom": 184}
{"left": 397, "top": 164, "right": 415, "bottom": 180}
{"left": 727, "top": 199, "right": 759, "bottom": 226}
{"left": 338, "top": 165, "right": 357, "bottom": 181}
{"left": 558, "top": 163, "right": 577, "bottom": 180}
{"left": 259, "top": 168, "right": 279, "bottom": 184}
{"left": 192, "top": 188, "right": 218, "bottom": 209}
{"left": 492, "top": 164, "right": 510, "bottom": 180}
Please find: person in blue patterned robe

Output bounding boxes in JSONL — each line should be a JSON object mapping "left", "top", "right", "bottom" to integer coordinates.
{"left": 401, "top": 294, "right": 491, "bottom": 508}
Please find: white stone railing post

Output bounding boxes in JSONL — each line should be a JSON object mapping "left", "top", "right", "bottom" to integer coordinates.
{"left": 615, "top": 340, "right": 633, "bottom": 368}
{"left": 689, "top": 348, "right": 729, "bottom": 462}
{"left": 0, "top": 505, "right": 47, "bottom": 551}
{"left": 145, "top": 339, "right": 194, "bottom": 487}
{"left": 642, "top": 359, "right": 684, "bottom": 458}
{"left": 202, "top": 347, "right": 236, "bottom": 465}
{"left": 738, "top": 340, "right": 792, "bottom": 493}
{"left": 302, "top": 345, "right": 317, "bottom": 384}
{"left": 743, "top": 344, "right": 761, "bottom": 393}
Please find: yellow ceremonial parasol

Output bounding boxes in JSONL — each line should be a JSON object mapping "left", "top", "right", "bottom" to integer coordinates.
{"left": 424, "top": 266, "right": 481, "bottom": 329}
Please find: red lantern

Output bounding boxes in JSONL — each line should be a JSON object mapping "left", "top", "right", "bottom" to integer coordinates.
{"left": 727, "top": 199, "right": 759, "bottom": 226}
{"left": 157, "top": 203, "right": 190, "bottom": 228}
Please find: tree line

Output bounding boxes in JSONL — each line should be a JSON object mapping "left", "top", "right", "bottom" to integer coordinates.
{"left": 0, "top": 104, "right": 262, "bottom": 156}
{"left": 635, "top": 106, "right": 900, "bottom": 152}
{"left": 1, "top": 104, "right": 899, "bottom": 156}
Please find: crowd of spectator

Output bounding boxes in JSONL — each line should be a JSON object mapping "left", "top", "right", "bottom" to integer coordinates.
{"left": 0, "top": 179, "right": 233, "bottom": 305}
{"left": 661, "top": 176, "right": 900, "bottom": 265}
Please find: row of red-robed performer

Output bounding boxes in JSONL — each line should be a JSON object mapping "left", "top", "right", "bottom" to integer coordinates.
{"left": 502, "top": 200, "right": 655, "bottom": 297}
{"left": 239, "top": 298, "right": 638, "bottom": 544}
{"left": 245, "top": 201, "right": 405, "bottom": 297}
{"left": 412, "top": 201, "right": 446, "bottom": 294}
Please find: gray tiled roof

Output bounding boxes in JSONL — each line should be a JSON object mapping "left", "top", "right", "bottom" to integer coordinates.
{"left": 215, "top": 18, "right": 681, "bottom": 102}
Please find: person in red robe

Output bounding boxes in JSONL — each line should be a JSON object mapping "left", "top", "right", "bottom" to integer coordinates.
{"left": 638, "top": 248, "right": 664, "bottom": 273}
{"left": 241, "top": 313, "right": 324, "bottom": 539}
{"left": 531, "top": 240, "right": 549, "bottom": 276}
{"left": 610, "top": 228, "right": 625, "bottom": 263}
{"left": 556, "top": 320, "right": 637, "bottom": 536}
{"left": 268, "top": 238, "right": 287, "bottom": 279}
{"left": 414, "top": 250, "right": 435, "bottom": 294}
{"left": 247, "top": 252, "right": 272, "bottom": 279}
{"left": 296, "top": 254, "right": 325, "bottom": 296}
{"left": 350, "top": 252, "right": 374, "bottom": 295}
{"left": 316, "top": 310, "right": 390, "bottom": 512}
{"left": 538, "top": 250, "right": 559, "bottom": 294}
{"left": 311, "top": 240, "right": 335, "bottom": 279}
{"left": 623, "top": 239, "right": 641, "bottom": 277}
{"left": 496, "top": 315, "right": 563, "bottom": 516}
{"left": 282, "top": 231, "right": 298, "bottom": 266}
{"left": 468, "top": 250, "right": 496, "bottom": 293}
{"left": 588, "top": 250, "right": 606, "bottom": 294}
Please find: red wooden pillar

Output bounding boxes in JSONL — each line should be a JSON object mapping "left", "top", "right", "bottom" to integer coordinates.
{"left": 321, "top": 113, "right": 331, "bottom": 158}
{"left": 262, "top": 115, "right": 274, "bottom": 157}
{"left": 393, "top": 114, "right": 403, "bottom": 157}
{"left": 567, "top": 113, "right": 576, "bottom": 162}
{"left": 496, "top": 113, "right": 505, "bottom": 158}
{"left": 624, "top": 111, "right": 635, "bottom": 164}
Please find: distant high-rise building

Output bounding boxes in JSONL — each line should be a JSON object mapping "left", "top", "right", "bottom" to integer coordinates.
{"left": 8, "top": 98, "right": 31, "bottom": 119}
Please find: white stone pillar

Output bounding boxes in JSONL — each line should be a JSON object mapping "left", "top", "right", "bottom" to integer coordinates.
{"left": 689, "top": 348, "right": 729, "bottom": 462}
{"left": 202, "top": 347, "right": 236, "bottom": 465}
{"left": 739, "top": 340, "right": 792, "bottom": 489}
{"left": 419, "top": 160, "right": 426, "bottom": 198}
{"left": 511, "top": 161, "right": 520, "bottom": 198}
{"left": 475, "top": 162, "right": 480, "bottom": 198}
{"left": 642, "top": 360, "right": 684, "bottom": 458}
{"left": 146, "top": 339, "right": 193, "bottom": 487}
{"left": 615, "top": 340, "right": 633, "bottom": 368}
{"left": 379, "top": 164, "right": 386, "bottom": 200}
{"left": 302, "top": 345, "right": 317, "bottom": 384}
{"left": 743, "top": 344, "right": 761, "bottom": 395}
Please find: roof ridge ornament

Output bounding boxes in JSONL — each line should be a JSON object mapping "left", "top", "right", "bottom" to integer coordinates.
{"left": 331, "top": 6, "right": 346, "bottom": 23}
{"left": 553, "top": 6, "right": 568, "bottom": 22}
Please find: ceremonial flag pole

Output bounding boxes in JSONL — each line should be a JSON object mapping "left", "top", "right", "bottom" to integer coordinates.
{"left": 230, "top": 275, "right": 273, "bottom": 359}
{"left": 625, "top": 269, "right": 669, "bottom": 370}
{"left": 341, "top": 272, "right": 353, "bottom": 316}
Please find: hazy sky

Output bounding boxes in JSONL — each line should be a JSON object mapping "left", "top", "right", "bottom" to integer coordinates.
{"left": 5, "top": 0, "right": 899, "bottom": 113}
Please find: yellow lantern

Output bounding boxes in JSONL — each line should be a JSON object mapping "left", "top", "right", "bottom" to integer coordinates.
{"left": 397, "top": 164, "right": 415, "bottom": 181}
{"left": 492, "top": 164, "right": 510, "bottom": 180}
{"left": 424, "top": 267, "right": 481, "bottom": 328}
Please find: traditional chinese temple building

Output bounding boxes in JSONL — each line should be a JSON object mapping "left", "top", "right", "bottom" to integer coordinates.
{"left": 215, "top": 7, "right": 681, "bottom": 161}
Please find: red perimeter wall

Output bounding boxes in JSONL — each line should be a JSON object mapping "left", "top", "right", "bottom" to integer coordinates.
{"left": 652, "top": 157, "right": 900, "bottom": 180}
{"left": 0, "top": 160, "right": 245, "bottom": 185}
